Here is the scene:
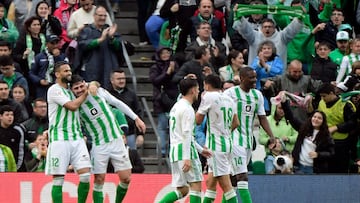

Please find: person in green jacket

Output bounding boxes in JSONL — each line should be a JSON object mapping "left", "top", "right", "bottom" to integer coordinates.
{"left": 259, "top": 103, "right": 298, "bottom": 153}
{"left": 0, "top": 3, "right": 19, "bottom": 46}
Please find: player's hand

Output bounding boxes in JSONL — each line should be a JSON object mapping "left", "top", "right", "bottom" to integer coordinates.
{"left": 201, "top": 147, "right": 212, "bottom": 158}
{"left": 88, "top": 81, "right": 99, "bottom": 96}
{"left": 135, "top": 117, "right": 146, "bottom": 134}
{"left": 136, "top": 135, "right": 144, "bottom": 147}
{"left": 182, "top": 160, "right": 191, "bottom": 172}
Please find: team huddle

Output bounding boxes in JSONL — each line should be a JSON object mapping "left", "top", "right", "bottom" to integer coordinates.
{"left": 159, "top": 67, "right": 274, "bottom": 203}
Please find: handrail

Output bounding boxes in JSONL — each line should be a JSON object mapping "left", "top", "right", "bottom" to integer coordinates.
{"left": 141, "top": 97, "right": 163, "bottom": 173}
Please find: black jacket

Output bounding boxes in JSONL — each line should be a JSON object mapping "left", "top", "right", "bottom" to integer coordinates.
{"left": 311, "top": 56, "right": 337, "bottom": 83}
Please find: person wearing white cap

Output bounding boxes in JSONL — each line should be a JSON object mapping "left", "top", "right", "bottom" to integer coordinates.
{"left": 329, "top": 31, "right": 350, "bottom": 66}
{"left": 336, "top": 37, "right": 360, "bottom": 83}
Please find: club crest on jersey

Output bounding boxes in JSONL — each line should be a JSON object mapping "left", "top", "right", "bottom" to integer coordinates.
{"left": 245, "top": 105, "right": 252, "bottom": 112}
{"left": 90, "top": 108, "right": 98, "bottom": 116}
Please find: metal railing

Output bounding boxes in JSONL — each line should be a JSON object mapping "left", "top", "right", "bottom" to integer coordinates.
{"left": 141, "top": 97, "right": 170, "bottom": 173}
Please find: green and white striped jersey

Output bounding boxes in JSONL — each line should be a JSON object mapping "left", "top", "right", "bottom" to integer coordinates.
{"left": 0, "top": 144, "right": 16, "bottom": 172}
{"left": 47, "top": 84, "right": 83, "bottom": 142}
{"left": 224, "top": 86, "right": 265, "bottom": 149}
{"left": 169, "top": 99, "right": 199, "bottom": 162}
{"left": 79, "top": 88, "right": 138, "bottom": 146}
{"left": 197, "top": 91, "right": 236, "bottom": 152}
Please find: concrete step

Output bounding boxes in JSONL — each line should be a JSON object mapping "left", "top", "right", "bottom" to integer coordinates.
{"left": 142, "top": 156, "right": 170, "bottom": 174}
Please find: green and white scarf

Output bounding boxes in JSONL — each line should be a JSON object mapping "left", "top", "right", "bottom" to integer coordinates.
{"left": 26, "top": 34, "right": 46, "bottom": 70}
{"left": 234, "top": 4, "right": 305, "bottom": 20}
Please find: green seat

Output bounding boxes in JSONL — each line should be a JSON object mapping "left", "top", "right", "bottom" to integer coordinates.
{"left": 252, "top": 161, "right": 266, "bottom": 175}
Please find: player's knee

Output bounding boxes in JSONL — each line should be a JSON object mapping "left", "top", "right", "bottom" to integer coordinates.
{"left": 53, "top": 176, "right": 64, "bottom": 186}
{"left": 120, "top": 175, "right": 131, "bottom": 184}
{"left": 79, "top": 172, "right": 91, "bottom": 183}
{"left": 94, "top": 175, "right": 105, "bottom": 184}
{"left": 236, "top": 173, "right": 248, "bottom": 182}
{"left": 177, "top": 186, "right": 189, "bottom": 197}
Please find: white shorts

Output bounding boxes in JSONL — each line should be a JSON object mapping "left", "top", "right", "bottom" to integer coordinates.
{"left": 231, "top": 145, "right": 252, "bottom": 175}
{"left": 91, "top": 138, "right": 132, "bottom": 174}
{"left": 171, "top": 159, "right": 203, "bottom": 187}
{"left": 207, "top": 151, "right": 232, "bottom": 177}
{"left": 45, "top": 139, "right": 91, "bottom": 175}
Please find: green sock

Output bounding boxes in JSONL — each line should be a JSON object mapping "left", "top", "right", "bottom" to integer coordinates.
{"left": 78, "top": 182, "right": 90, "bottom": 203}
{"left": 115, "top": 182, "right": 129, "bottom": 203}
{"left": 237, "top": 181, "right": 252, "bottom": 203}
{"left": 202, "top": 190, "right": 216, "bottom": 203}
{"left": 51, "top": 185, "right": 63, "bottom": 203}
{"left": 158, "top": 190, "right": 181, "bottom": 203}
{"left": 93, "top": 191, "right": 103, "bottom": 203}
{"left": 224, "top": 190, "right": 237, "bottom": 203}
{"left": 189, "top": 190, "right": 201, "bottom": 203}
{"left": 221, "top": 194, "right": 227, "bottom": 203}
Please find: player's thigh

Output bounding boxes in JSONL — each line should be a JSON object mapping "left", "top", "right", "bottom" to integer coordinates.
{"left": 91, "top": 144, "right": 110, "bottom": 174}
{"left": 171, "top": 159, "right": 203, "bottom": 188}
{"left": 45, "top": 141, "right": 71, "bottom": 175}
{"left": 231, "top": 145, "right": 250, "bottom": 175}
{"left": 207, "top": 151, "right": 232, "bottom": 177}
{"left": 109, "top": 139, "right": 132, "bottom": 172}
{"left": 70, "top": 139, "right": 91, "bottom": 171}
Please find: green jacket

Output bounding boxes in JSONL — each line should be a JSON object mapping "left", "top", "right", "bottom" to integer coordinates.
{"left": 0, "top": 18, "right": 19, "bottom": 45}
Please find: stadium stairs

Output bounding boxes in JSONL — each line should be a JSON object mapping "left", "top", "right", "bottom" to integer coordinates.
{"left": 108, "top": 0, "right": 170, "bottom": 173}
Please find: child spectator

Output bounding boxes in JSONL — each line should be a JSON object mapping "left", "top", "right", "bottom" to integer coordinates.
{"left": 310, "top": 42, "right": 338, "bottom": 83}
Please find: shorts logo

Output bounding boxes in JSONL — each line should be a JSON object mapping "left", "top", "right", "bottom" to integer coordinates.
{"left": 90, "top": 108, "right": 98, "bottom": 116}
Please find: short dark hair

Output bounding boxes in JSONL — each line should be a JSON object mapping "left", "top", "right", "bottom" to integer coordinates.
{"left": 0, "top": 105, "right": 13, "bottom": 115}
{"left": 0, "top": 41, "right": 12, "bottom": 50}
{"left": 0, "top": 80, "right": 8, "bottom": 86}
{"left": 179, "top": 78, "right": 198, "bottom": 96}
{"left": 239, "top": 66, "right": 255, "bottom": 78}
{"left": 204, "top": 74, "right": 222, "bottom": 89}
{"left": 33, "top": 98, "right": 47, "bottom": 107}
{"left": 70, "top": 74, "right": 84, "bottom": 86}
{"left": 196, "top": 21, "right": 211, "bottom": 30}
{"left": 317, "top": 83, "right": 335, "bottom": 94}
{"left": 261, "top": 18, "right": 275, "bottom": 26}
{"left": 0, "top": 55, "right": 13, "bottom": 66}
{"left": 110, "top": 69, "right": 125, "bottom": 78}
{"left": 54, "top": 61, "right": 70, "bottom": 73}
{"left": 194, "top": 45, "right": 208, "bottom": 60}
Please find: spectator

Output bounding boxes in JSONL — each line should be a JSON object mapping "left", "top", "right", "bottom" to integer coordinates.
{"left": 317, "top": 83, "right": 357, "bottom": 173}
{"left": 337, "top": 61, "right": 360, "bottom": 92}
{"left": 136, "top": 0, "right": 153, "bottom": 46}
{"left": 13, "top": 16, "right": 45, "bottom": 76}
{"left": 7, "top": 0, "right": 45, "bottom": 29}
{"left": 219, "top": 49, "right": 244, "bottom": 83}
{"left": 145, "top": 0, "right": 167, "bottom": 49}
{"left": 273, "top": 0, "right": 315, "bottom": 74}
{"left": 108, "top": 69, "right": 144, "bottom": 150}
{"left": 228, "top": 0, "right": 266, "bottom": 64}
{"left": 22, "top": 98, "right": 49, "bottom": 144}
{"left": 67, "top": 0, "right": 112, "bottom": 39}
{"left": 310, "top": 42, "right": 338, "bottom": 83}
{"left": 0, "top": 3, "right": 19, "bottom": 46}
{"left": 281, "top": 97, "right": 335, "bottom": 174}
{"left": 264, "top": 138, "right": 287, "bottom": 174}
{"left": 251, "top": 40, "right": 283, "bottom": 90}
{"left": 149, "top": 46, "right": 179, "bottom": 157}
{"left": 76, "top": 6, "right": 120, "bottom": 89}
{"left": 233, "top": 4, "right": 303, "bottom": 67}
{"left": 184, "top": 21, "right": 226, "bottom": 73}
{"left": 0, "top": 55, "right": 29, "bottom": 98}
{"left": 0, "top": 105, "right": 26, "bottom": 171}
{"left": 329, "top": 30, "right": 350, "bottom": 66}
{"left": 336, "top": 37, "right": 360, "bottom": 83}
{"left": 315, "top": 8, "right": 345, "bottom": 50}
{"left": 11, "top": 84, "right": 32, "bottom": 121}
{"left": 190, "top": 0, "right": 224, "bottom": 42}
{"left": 172, "top": 45, "right": 214, "bottom": 104}
{"left": 259, "top": 104, "right": 298, "bottom": 154}
{"left": 0, "top": 80, "right": 26, "bottom": 123}
{"left": 263, "top": 60, "right": 323, "bottom": 121}
{"left": 53, "top": 0, "right": 79, "bottom": 51}
{"left": 25, "top": 132, "right": 48, "bottom": 172}
{"left": 29, "top": 34, "right": 68, "bottom": 99}
{"left": 35, "top": 1, "right": 62, "bottom": 36}
{"left": 0, "top": 41, "right": 22, "bottom": 74}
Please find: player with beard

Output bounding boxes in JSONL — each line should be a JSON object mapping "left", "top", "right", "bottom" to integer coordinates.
{"left": 45, "top": 61, "right": 91, "bottom": 203}
{"left": 70, "top": 74, "right": 146, "bottom": 203}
